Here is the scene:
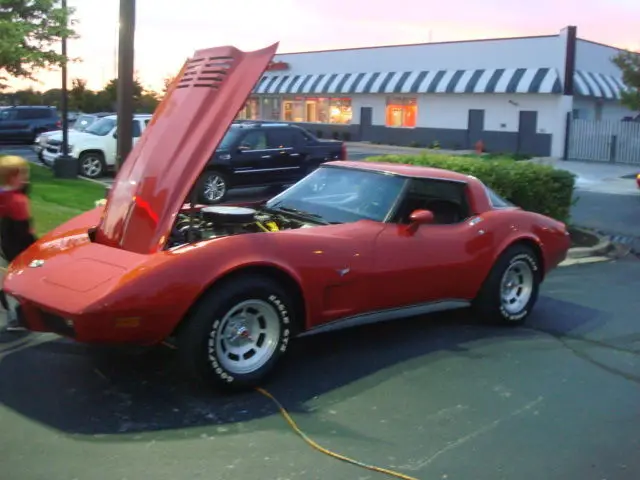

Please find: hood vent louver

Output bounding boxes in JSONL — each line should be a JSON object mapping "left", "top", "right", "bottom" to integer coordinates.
{"left": 177, "top": 56, "right": 235, "bottom": 89}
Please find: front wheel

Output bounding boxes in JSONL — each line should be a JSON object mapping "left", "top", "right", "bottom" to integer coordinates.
{"left": 78, "top": 151, "right": 106, "bottom": 179}
{"left": 176, "top": 275, "right": 295, "bottom": 391}
{"left": 472, "top": 244, "right": 541, "bottom": 325}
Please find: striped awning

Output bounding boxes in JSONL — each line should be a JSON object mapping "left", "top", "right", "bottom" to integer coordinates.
{"left": 573, "top": 70, "right": 627, "bottom": 100}
{"left": 253, "top": 67, "right": 563, "bottom": 95}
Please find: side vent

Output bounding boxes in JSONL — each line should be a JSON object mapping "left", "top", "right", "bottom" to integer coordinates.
{"left": 177, "top": 56, "right": 235, "bottom": 89}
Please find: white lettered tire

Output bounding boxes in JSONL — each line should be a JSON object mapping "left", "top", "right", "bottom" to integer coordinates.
{"left": 473, "top": 244, "right": 541, "bottom": 325}
{"left": 177, "top": 274, "right": 295, "bottom": 391}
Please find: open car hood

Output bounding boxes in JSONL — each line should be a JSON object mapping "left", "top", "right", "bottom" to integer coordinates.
{"left": 93, "top": 43, "right": 279, "bottom": 254}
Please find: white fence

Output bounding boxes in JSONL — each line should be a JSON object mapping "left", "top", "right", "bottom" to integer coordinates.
{"left": 567, "top": 119, "right": 640, "bottom": 165}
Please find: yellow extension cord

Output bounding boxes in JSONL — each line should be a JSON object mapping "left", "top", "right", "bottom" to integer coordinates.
{"left": 0, "top": 265, "right": 417, "bottom": 479}
{"left": 255, "top": 387, "right": 420, "bottom": 480}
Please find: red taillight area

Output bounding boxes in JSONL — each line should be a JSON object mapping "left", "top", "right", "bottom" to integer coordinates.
{"left": 340, "top": 143, "right": 347, "bottom": 160}
{"left": 55, "top": 120, "right": 61, "bottom": 128}
{"left": 636, "top": 173, "right": 640, "bottom": 188}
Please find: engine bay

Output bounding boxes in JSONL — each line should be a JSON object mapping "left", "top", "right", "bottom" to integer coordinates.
{"left": 166, "top": 205, "right": 316, "bottom": 249}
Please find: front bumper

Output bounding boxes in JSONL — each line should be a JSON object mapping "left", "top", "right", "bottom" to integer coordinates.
{"left": 41, "top": 149, "right": 61, "bottom": 166}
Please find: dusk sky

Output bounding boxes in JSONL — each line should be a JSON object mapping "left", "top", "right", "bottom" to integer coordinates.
{"left": 10, "top": 0, "right": 640, "bottom": 93}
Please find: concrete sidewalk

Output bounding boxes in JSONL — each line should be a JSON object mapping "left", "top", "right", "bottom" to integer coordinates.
{"left": 527, "top": 157, "right": 639, "bottom": 195}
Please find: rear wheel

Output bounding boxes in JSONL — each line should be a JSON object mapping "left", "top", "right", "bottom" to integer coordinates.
{"left": 176, "top": 275, "right": 295, "bottom": 391}
{"left": 198, "top": 170, "right": 228, "bottom": 204}
{"left": 472, "top": 244, "right": 541, "bottom": 325}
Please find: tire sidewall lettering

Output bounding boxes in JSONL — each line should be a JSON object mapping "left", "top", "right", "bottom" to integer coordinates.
{"left": 499, "top": 252, "right": 538, "bottom": 321}
{"left": 207, "top": 291, "right": 292, "bottom": 384}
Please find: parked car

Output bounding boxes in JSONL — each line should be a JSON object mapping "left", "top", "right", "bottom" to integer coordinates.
{"left": 2, "top": 43, "right": 571, "bottom": 392}
{"left": 0, "top": 105, "right": 60, "bottom": 143}
{"left": 198, "top": 122, "right": 346, "bottom": 203}
{"left": 34, "top": 112, "right": 115, "bottom": 162}
{"left": 41, "top": 113, "right": 151, "bottom": 178}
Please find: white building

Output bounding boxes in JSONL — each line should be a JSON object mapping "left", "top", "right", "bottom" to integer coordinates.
{"left": 238, "top": 26, "right": 638, "bottom": 158}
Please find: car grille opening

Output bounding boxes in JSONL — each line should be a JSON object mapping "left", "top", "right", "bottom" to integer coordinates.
{"left": 40, "top": 310, "right": 76, "bottom": 337}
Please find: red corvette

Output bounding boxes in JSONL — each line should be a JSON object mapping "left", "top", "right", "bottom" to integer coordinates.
{"left": 3, "top": 43, "right": 570, "bottom": 391}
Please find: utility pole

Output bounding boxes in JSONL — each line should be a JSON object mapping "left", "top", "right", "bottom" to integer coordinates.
{"left": 116, "top": 0, "right": 136, "bottom": 171}
{"left": 54, "top": 0, "right": 76, "bottom": 179}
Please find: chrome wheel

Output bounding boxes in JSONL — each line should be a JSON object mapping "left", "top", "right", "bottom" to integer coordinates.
{"left": 211, "top": 299, "right": 281, "bottom": 375}
{"left": 204, "top": 174, "right": 226, "bottom": 202}
{"left": 500, "top": 260, "right": 534, "bottom": 315}
{"left": 81, "top": 155, "right": 103, "bottom": 178}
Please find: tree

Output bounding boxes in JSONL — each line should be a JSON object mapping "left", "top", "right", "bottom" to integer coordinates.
{"left": 612, "top": 50, "right": 640, "bottom": 111}
{"left": 69, "top": 77, "right": 86, "bottom": 110}
{"left": 102, "top": 77, "right": 144, "bottom": 110}
{"left": 0, "top": 0, "right": 77, "bottom": 89}
{"left": 162, "top": 75, "right": 175, "bottom": 94}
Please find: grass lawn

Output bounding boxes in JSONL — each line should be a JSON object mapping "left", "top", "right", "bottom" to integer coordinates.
{"left": 29, "top": 163, "right": 106, "bottom": 235}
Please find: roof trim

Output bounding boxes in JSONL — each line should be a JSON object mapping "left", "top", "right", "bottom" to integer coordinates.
{"left": 576, "top": 37, "right": 637, "bottom": 54}
{"left": 276, "top": 34, "right": 560, "bottom": 56}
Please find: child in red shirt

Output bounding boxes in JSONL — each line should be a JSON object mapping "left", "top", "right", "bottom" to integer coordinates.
{"left": 0, "top": 155, "right": 37, "bottom": 332}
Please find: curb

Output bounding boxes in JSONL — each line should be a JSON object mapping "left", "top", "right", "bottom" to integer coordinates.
{"left": 566, "top": 228, "right": 614, "bottom": 260}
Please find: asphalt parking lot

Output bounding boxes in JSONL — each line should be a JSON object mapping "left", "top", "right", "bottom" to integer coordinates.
{"left": 1, "top": 257, "right": 639, "bottom": 480}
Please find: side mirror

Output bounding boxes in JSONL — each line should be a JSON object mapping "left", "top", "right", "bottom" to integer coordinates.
{"left": 237, "top": 145, "right": 250, "bottom": 152}
{"left": 112, "top": 132, "right": 117, "bottom": 138}
{"left": 409, "top": 209, "right": 434, "bottom": 225}
{"left": 403, "top": 209, "right": 434, "bottom": 235}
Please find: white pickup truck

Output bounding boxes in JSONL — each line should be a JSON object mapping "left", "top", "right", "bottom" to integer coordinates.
{"left": 41, "top": 113, "right": 152, "bottom": 178}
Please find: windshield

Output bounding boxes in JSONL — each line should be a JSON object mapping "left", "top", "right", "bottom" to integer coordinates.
{"left": 85, "top": 117, "right": 116, "bottom": 136}
{"left": 72, "top": 114, "right": 96, "bottom": 132}
{"left": 265, "top": 166, "right": 407, "bottom": 224}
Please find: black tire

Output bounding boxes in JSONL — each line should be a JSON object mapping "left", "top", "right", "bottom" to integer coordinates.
{"left": 176, "top": 274, "right": 296, "bottom": 391}
{"left": 198, "top": 170, "right": 229, "bottom": 204}
{"left": 78, "top": 151, "right": 106, "bottom": 179}
{"left": 472, "top": 244, "right": 541, "bottom": 326}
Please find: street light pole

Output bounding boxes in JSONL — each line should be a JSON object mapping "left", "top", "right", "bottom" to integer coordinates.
{"left": 54, "top": 0, "right": 75, "bottom": 179}
{"left": 115, "top": 0, "right": 136, "bottom": 172}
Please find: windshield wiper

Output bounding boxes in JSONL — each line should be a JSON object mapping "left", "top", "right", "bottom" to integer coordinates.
{"left": 265, "top": 204, "right": 330, "bottom": 224}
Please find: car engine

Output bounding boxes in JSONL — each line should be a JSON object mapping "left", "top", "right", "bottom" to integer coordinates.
{"left": 166, "top": 205, "right": 314, "bottom": 249}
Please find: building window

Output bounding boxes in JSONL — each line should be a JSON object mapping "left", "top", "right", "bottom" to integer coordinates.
{"left": 238, "top": 97, "right": 260, "bottom": 120}
{"left": 386, "top": 96, "right": 417, "bottom": 128}
{"left": 296, "top": 97, "right": 352, "bottom": 124}
{"left": 283, "top": 97, "right": 305, "bottom": 122}
{"left": 260, "top": 97, "right": 281, "bottom": 121}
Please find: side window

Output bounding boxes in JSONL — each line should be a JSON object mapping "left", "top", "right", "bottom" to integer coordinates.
{"left": 392, "top": 178, "right": 471, "bottom": 225}
{"left": 485, "top": 186, "right": 514, "bottom": 208}
{"left": 0, "top": 110, "right": 13, "bottom": 121}
{"left": 16, "top": 108, "right": 51, "bottom": 120}
{"left": 267, "top": 128, "right": 297, "bottom": 149}
{"left": 238, "top": 130, "right": 268, "bottom": 150}
{"left": 132, "top": 121, "right": 141, "bottom": 137}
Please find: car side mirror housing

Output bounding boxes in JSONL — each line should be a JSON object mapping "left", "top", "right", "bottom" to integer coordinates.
{"left": 404, "top": 209, "right": 434, "bottom": 235}
{"left": 112, "top": 132, "right": 117, "bottom": 138}
{"left": 409, "top": 209, "right": 434, "bottom": 225}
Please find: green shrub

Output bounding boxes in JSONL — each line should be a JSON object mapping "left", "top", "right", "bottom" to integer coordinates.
{"left": 365, "top": 154, "right": 576, "bottom": 223}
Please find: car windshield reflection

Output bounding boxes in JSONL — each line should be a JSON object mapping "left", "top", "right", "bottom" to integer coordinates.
{"left": 265, "top": 166, "right": 407, "bottom": 224}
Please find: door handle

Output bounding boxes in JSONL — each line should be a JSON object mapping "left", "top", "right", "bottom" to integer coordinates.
{"left": 261, "top": 155, "right": 271, "bottom": 159}
{"left": 290, "top": 153, "right": 300, "bottom": 157}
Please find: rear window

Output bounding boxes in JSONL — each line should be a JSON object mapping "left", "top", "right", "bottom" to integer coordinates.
{"left": 485, "top": 186, "right": 514, "bottom": 208}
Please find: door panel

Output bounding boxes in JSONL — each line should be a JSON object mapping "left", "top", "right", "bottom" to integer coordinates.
{"left": 266, "top": 128, "right": 303, "bottom": 182}
{"left": 467, "top": 109, "right": 484, "bottom": 149}
{"left": 370, "top": 222, "right": 478, "bottom": 311}
{"left": 230, "top": 129, "right": 272, "bottom": 186}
